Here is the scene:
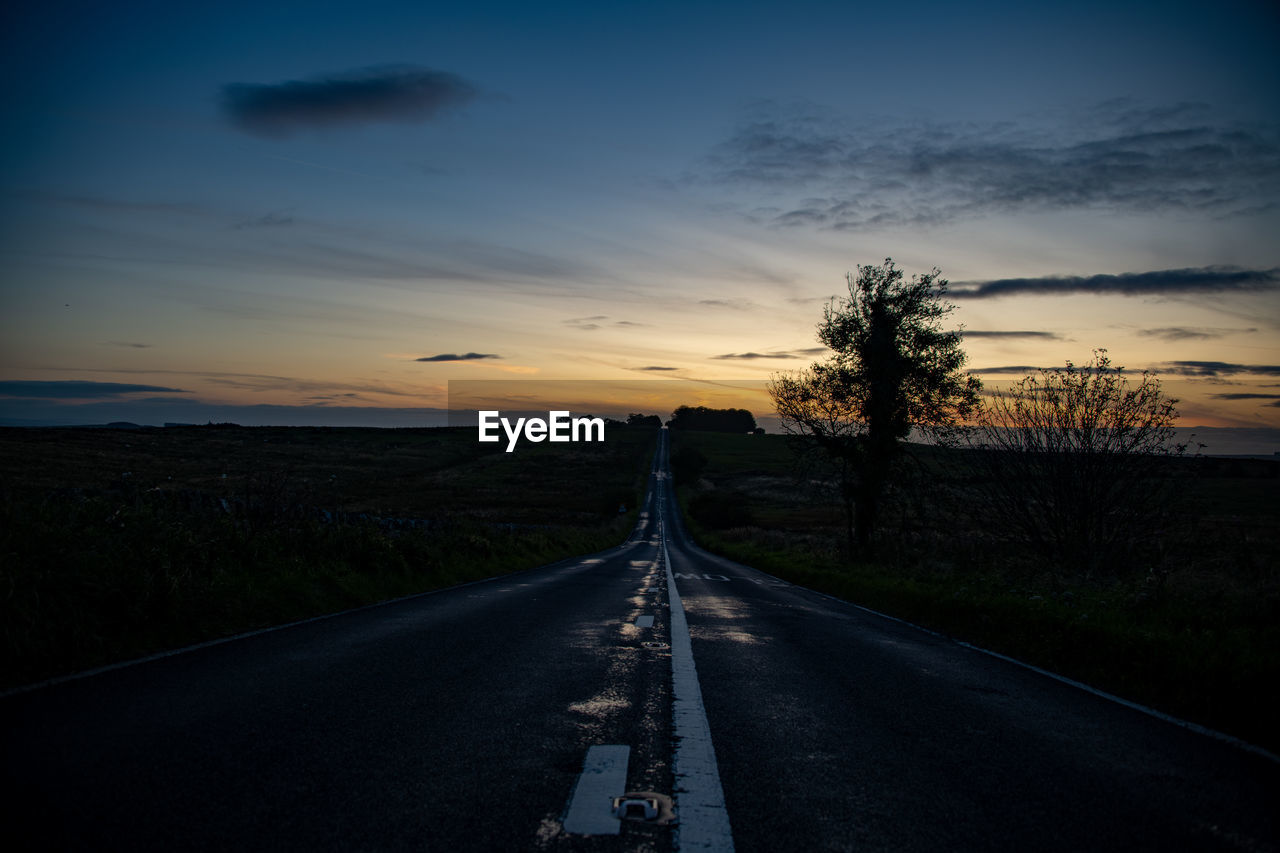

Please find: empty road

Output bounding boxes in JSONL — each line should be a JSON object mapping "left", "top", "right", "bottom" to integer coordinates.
{"left": 3, "top": 429, "right": 1276, "bottom": 851}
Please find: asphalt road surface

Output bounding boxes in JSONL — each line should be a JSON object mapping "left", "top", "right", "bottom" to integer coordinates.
{"left": 3, "top": 429, "right": 1276, "bottom": 852}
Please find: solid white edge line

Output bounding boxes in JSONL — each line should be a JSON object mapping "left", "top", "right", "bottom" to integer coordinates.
{"left": 663, "top": 510, "right": 735, "bottom": 851}
{"left": 562, "top": 744, "right": 630, "bottom": 835}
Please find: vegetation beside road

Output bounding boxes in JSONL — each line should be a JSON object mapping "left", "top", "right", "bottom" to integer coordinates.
{"left": 671, "top": 429, "right": 1280, "bottom": 754}
{"left": 0, "top": 424, "right": 658, "bottom": 688}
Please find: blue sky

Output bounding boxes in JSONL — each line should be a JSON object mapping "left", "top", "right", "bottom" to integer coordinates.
{"left": 2, "top": 0, "right": 1278, "bottom": 447}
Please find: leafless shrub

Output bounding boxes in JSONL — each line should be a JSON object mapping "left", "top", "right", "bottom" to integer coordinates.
{"left": 967, "top": 350, "right": 1191, "bottom": 579}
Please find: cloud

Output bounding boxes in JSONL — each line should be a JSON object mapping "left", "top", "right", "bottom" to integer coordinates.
{"left": 636, "top": 366, "right": 680, "bottom": 371}
{"left": 233, "top": 211, "right": 295, "bottom": 229}
{"left": 961, "top": 330, "right": 1064, "bottom": 340}
{"left": 950, "top": 266, "right": 1280, "bottom": 300}
{"left": 703, "top": 100, "right": 1280, "bottom": 228}
{"left": 0, "top": 399, "right": 450, "bottom": 429}
{"left": 20, "top": 191, "right": 211, "bottom": 218}
{"left": 1137, "top": 326, "right": 1257, "bottom": 341}
{"left": 712, "top": 351, "right": 801, "bottom": 360}
{"left": 102, "top": 341, "right": 153, "bottom": 349}
{"left": 565, "top": 315, "right": 609, "bottom": 331}
{"left": 222, "top": 65, "right": 480, "bottom": 138}
{"left": 415, "top": 352, "right": 500, "bottom": 362}
{"left": 699, "top": 299, "right": 757, "bottom": 310}
{"left": 967, "top": 365, "right": 1046, "bottom": 375}
{"left": 711, "top": 346, "right": 829, "bottom": 360}
{"left": 0, "top": 380, "right": 188, "bottom": 399}
{"left": 1210, "top": 393, "right": 1280, "bottom": 400}
{"left": 203, "top": 374, "right": 421, "bottom": 397}
{"left": 563, "top": 315, "right": 643, "bottom": 331}
{"left": 1159, "top": 361, "right": 1280, "bottom": 377}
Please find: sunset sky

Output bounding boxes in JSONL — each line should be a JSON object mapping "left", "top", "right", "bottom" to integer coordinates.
{"left": 2, "top": 1, "right": 1278, "bottom": 449}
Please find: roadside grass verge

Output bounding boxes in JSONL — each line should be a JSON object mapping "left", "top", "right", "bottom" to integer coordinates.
{"left": 1, "top": 425, "right": 658, "bottom": 688}
{"left": 671, "top": 430, "right": 1280, "bottom": 754}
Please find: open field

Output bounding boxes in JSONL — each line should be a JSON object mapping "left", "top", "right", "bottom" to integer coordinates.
{"left": 671, "top": 430, "right": 1280, "bottom": 753}
{"left": 0, "top": 424, "right": 657, "bottom": 688}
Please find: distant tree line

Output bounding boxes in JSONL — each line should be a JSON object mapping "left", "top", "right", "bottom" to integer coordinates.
{"left": 667, "top": 405, "right": 758, "bottom": 433}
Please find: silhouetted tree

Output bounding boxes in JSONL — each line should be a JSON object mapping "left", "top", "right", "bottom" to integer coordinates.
{"left": 770, "top": 258, "right": 980, "bottom": 554}
{"left": 667, "top": 406, "right": 757, "bottom": 433}
{"left": 627, "top": 413, "right": 663, "bottom": 427}
{"left": 967, "top": 350, "right": 1189, "bottom": 577}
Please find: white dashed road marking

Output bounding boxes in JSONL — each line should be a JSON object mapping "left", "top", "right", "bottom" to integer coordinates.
{"left": 563, "top": 744, "right": 630, "bottom": 835}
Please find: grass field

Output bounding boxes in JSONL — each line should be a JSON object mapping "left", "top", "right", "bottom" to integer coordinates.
{"left": 671, "top": 430, "right": 1280, "bottom": 754}
{"left": 0, "top": 424, "right": 658, "bottom": 688}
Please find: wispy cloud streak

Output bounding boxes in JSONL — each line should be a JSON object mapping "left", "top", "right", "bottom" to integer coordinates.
{"left": 960, "top": 330, "right": 1063, "bottom": 340}
{"left": 0, "top": 380, "right": 188, "bottom": 399}
{"left": 1138, "top": 326, "right": 1257, "bottom": 341}
{"left": 1158, "top": 361, "right": 1280, "bottom": 377}
{"left": 951, "top": 266, "right": 1279, "bottom": 300}
{"left": 703, "top": 101, "right": 1280, "bottom": 228}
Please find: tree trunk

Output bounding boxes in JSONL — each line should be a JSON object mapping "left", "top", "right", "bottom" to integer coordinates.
{"left": 843, "top": 494, "right": 856, "bottom": 558}
{"left": 854, "top": 478, "right": 878, "bottom": 554}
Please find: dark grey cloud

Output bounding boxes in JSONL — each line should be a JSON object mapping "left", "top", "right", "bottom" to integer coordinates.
{"left": 712, "top": 351, "right": 801, "bottom": 360}
{"left": 961, "top": 330, "right": 1063, "bottom": 340}
{"left": 0, "top": 380, "right": 188, "bottom": 399}
{"left": 1159, "top": 361, "right": 1280, "bottom": 377}
{"left": 704, "top": 101, "right": 1280, "bottom": 228}
{"left": 636, "top": 366, "right": 680, "bottom": 372}
{"left": 415, "top": 352, "right": 499, "bottom": 362}
{"left": 968, "top": 365, "right": 1046, "bottom": 375}
{"left": 102, "top": 341, "right": 153, "bottom": 348}
{"left": 950, "top": 266, "right": 1279, "bottom": 300}
{"left": 222, "top": 65, "right": 479, "bottom": 138}
{"left": 1137, "top": 326, "right": 1257, "bottom": 341}
{"left": 1210, "top": 393, "right": 1280, "bottom": 400}
{"left": 712, "top": 346, "right": 828, "bottom": 360}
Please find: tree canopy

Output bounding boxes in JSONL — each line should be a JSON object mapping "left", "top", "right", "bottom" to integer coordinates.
{"left": 770, "top": 258, "right": 980, "bottom": 552}
{"left": 667, "top": 405, "right": 757, "bottom": 433}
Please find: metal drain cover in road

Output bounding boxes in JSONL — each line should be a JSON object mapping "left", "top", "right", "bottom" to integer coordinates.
{"left": 641, "top": 641, "right": 670, "bottom": 650}
{"left": 612, "top": 791, "right": 677, "bottom": 825}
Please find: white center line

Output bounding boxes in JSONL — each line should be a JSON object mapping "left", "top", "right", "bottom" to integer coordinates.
{"left": 662, "top": 501, "right": 735, "bottom": 852}
{"left": 563, "top": 744, "right": 630, "bottom": 835}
